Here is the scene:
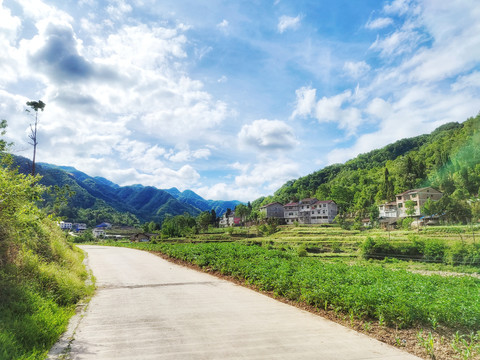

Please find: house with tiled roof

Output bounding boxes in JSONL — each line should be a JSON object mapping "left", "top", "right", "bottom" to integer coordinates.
{"left": 285, "top": 198, "right": 338, "bottom": 224}
{"left": 259, "top": 202, "right": 284, "bottom": 219}
{"left": 378, "top": 187, "right": 443, "bottom": 221}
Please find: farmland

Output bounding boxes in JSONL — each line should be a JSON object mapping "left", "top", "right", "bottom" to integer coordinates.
{"left": 100, "top": 224, "right": 480, "bottom": 359}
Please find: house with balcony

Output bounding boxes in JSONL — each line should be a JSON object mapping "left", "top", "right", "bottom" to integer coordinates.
{"left": 285, "top": 198, "right": 338, "bottom": 225}
{"left": 396, "top": 187, "right": 443, "bottom": 217}
{"left": 378, "top": 187, "right": 443, "bottom": 221}
{"left": 378, "top": 201, "right": 398, "bottom": 218}
{"left": 284, "top": 202, "right": 299, "bottom": 224}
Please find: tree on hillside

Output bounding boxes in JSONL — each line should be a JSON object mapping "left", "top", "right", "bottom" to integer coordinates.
{"left": 25, "top": 100, "right": 46, "bottom": 176}
{"left": 382, "top": 167, "right": 395, "bottom": 202}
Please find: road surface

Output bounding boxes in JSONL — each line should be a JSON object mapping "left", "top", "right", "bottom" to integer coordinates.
{"left": 50, "top": 245, "right": 421, "bottom": 359}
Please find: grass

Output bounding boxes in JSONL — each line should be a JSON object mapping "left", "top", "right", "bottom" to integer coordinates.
{"left": 0, "top": 220, "right": 94, "bottom": 360}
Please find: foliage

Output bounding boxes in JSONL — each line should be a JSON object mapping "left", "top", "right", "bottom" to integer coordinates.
{"left": 0, "top": 157, "right": 92, "bottom": 358}
{"left": 161, "top": 213, "right": 197, "bottom": 238}
{"left": 111, "top": 241, "right": 480, "bottom": 331}
{"left": 252, "top": 114, "right": 480, "bottom": 224}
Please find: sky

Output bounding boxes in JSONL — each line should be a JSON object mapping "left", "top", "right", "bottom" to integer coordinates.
{"left": 1, "top": 0, "right": 479, "bottom": 202}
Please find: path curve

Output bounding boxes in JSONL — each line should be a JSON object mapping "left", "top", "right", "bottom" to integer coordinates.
{"left": 57, "top": 245, "right": 421, "bottom": 359}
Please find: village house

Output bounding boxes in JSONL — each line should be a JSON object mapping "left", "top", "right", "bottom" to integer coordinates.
{"left": 285, "top": 198, "right": 338, "bottom": 225}
{"left": 59, "top": 221, "right": 72, "bottom": 230}
{"left": 259, "top": 202, "right": 284, "bottom": 219}
{"left": 284, "top": 202, "right": 299, "bottom": 224}
{"left": 378, "top": 187, "right": 443, "bottom": 220}
{"left": 378, "top": 201, "right": 398, "bottom": 218}
{"left": 73, "top": 223, "right": 87, "bottom": 232}
{"left": 219, "top": 211, "right": 241, "bottom": 227}
{"left": 92, "top": 228, "right": 106, "bottom": 238}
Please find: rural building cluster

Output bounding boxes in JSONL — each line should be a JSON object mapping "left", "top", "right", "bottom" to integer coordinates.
{"left": 220, "top": 186, "right": 443, "bottom": 228}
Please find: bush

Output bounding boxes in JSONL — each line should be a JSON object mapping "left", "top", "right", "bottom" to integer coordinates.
{"left": 297, "top": 244, "right": 308, "bottom": 257}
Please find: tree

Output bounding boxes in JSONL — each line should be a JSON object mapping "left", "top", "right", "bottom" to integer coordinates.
{"left": 25, "top": 100, "right": 46, "bottom": 176}
{"left": 405, "top": 200, "right": 416, "bottom": 217}
{"left": 382, "top": 167, "right": 395, "bottom": 202}
{"left": 235, "top": 204, "right": 250, "bottom": 226}
{"left": 197, "top": 211, "right": 212, "bottom": 231}
{"left": 0, "top": 119, "right": 9, "bottom": 153}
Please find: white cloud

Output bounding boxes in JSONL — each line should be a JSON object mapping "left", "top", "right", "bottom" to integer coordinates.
{"left": 217, "top": 19, "right": 228, "bottom": 30}
{"left": 451, "top": 71, "right": 480, "bottom": 91}
{"left": 290, "top": 86, "right": 316, "bottom": 118}
{"left": 343, "top": 61, "right": 371, "bottom": 78}
{"left": 165, "top": 146, "right": 212, "bottom": 163}
{"left": 217, "top": 75, "right": 228, "bottom": 83}
{"left": 239, "top": 119, "right": 298, "bottom": 151}
{"left": 383, "top": 0, "right": 413, "bottom": 15}
{"left": 365, "top": 17, "right": 394, "bottom": 30}
{"left": 277, "top": 15, "right": 301, "bottom": 33}
{"left": 106, "top": 0, "right": 132, "bottom": 20}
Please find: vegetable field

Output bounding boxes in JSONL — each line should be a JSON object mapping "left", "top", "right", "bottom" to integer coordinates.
{"left": 114, "top": 241, "right": 480, "bottom": 331}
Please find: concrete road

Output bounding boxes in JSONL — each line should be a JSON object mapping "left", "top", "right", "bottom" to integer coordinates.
{"left": 55, "top": 245, "right": 420, "bottom": 359}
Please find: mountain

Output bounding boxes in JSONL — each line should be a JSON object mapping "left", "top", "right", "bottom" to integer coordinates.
{"left": 253, "top": 114, "right": 480, "bottom": 223}
{"left": 6, "top": 157, "right": 212, "bottom": 225}
{"left": 164, "top": 188, "right": 242, "bottom": 216}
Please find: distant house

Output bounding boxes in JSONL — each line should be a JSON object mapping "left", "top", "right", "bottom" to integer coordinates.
{"left": 396, "top": 187, "right": 443, "bottom": 217}
{"left": 285, "top": 198, "right": 338, "bottom": 225}
{"left": 130, "top": 233, "right": 151, "bottom": 242}
{"left": 259, "top": 202, "right": 284, "bottom": 219}
{"left": 219, "top": 211, "right": 241, "bottom": 227}
{"left": 378, "top": 187, "right": 443, "bottom": 220}
{"left": 92, "top": 228, "right": 106, "bottom": 238}
{"left": 378, "top": 201, "right": 398, "bottom": 218}
{"left": 73, "top": 223, "right": 87, "bottom": 232}
{"left": 59, "top": 221, "right": 73, "bottom": 230}
{"left": 96, "top": 222, "right": 112, "bottom": 229}
{"left": 284, "top": 202, "right": 299, "bottom": 224}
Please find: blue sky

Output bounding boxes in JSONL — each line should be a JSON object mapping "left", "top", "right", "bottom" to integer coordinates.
{"left": 1, "top": 0, "right": 479, "bottom": 201}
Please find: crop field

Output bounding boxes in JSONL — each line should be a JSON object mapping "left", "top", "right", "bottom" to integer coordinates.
{"left": 102, "top": 224, "right": 480, "bottom": 359}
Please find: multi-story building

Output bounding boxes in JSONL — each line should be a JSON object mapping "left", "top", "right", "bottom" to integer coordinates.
{"left": 378, "top": 187, "right": 443, "bottom": 219}
{"left": 396, "top": 187, "right": 443, "bottom": 217}
{"left": 259, "top": 202, "right": 284, "bottom": 219}
{"left": 284, "top": 198, "right": 338, "bottom": 224}
{"left": 378, "top": 201, "right": 398, "bottom": 218}
{"left": 59, "top": 221, "right": 73, "bottom": 230}
{"left": 284, "top": 202, "right": 299, "bottom": 224}
{"left": 310, "top": 200, "right": 338, "bottom": 224}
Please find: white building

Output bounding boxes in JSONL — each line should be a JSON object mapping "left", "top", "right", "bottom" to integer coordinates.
{"left": 378, "top": 201, "right": 398, "bottom": 218}
{"left": 92, "top": 228, "right": 106, "bottom": 238}
{"left": 284, "top": 198, "right": 337, "bottom": 225}
{"left": 59, "top": 221, "right": 73, "bottom": 230}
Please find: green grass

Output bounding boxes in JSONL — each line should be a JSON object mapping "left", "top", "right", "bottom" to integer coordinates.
{"left": 0, "top": 220, "right": 94, "bottom": 360}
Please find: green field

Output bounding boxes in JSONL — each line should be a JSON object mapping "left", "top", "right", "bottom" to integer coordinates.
{"left": 102, "top": 224, "right": 480, "bottom": 359}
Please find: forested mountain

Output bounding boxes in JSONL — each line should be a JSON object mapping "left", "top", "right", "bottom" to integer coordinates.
{"left": 164, "top": 188, "right": 242, "bottom": 216}
{"left": 254, "top": 114, "right": 480, "bottom": 223}
{"left": 7, "top": 157, "right": 202, "bottom": 226}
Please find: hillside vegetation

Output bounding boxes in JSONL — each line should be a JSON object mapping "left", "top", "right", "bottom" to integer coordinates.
{"left": 255, "top": 114, "right": 480, "bottom": 223}
{"left": 0, "top": 149, "right": 93, "bottom": 358}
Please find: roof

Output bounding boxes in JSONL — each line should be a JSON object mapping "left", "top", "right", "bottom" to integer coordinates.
{"left": 260, "top": 202, "right": 284, "bottom": 208}
{"left": 396, "top": 187, "right": 442, "bottom": 197}
{"left": 284, "top": 202, "right": 298, "bottom": 207}
{"left": 314, "top": 200, "right": 336, "bottom": 205}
